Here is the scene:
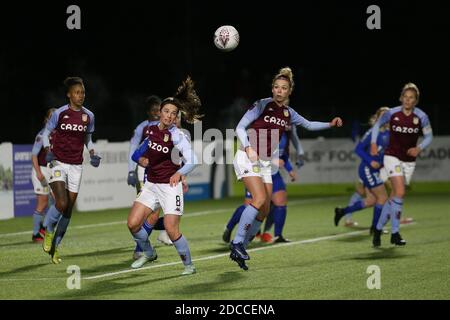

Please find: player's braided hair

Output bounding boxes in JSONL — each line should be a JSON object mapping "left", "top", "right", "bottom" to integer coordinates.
{"left": 161, "top": 76, "right": 203, "bottom": 124}
{"left": 272, "top": 67, "right": 294, "bottom": 92}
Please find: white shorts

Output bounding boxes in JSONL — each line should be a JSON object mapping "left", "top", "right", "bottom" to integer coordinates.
{"left": 379, "top": 167, "right": 388, "bottom": 183}
{"left": 48, "top": 160, "right": 83, "bottom": 193}
{"left": 233, "top": 149, "right": 272, "bottom": 184}
{"left": 135, "top": 181, "right": 183, "bottom": 215}
{"left": 383, "top": 155, "right": 416, "bottom": 186}
{"left": 31, "top": 166, "right": 52, "bottom": 195}
{"left": 137, "top": 166, "right": 146, "bottom": 190}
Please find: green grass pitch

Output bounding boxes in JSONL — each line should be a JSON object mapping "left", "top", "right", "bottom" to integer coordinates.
{"left": 0, "top": 183, "right": 449, "bottom": 299}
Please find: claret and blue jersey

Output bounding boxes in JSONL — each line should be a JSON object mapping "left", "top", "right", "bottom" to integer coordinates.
{"left": 42, "top": 104, "right": 95, "bottom": 165}
{"left": 132, "top": 123, "right": 198, "bottom": 184}
{"left": 236, "top": 97, "right": 331, "bottom": 160}
{"left": 371, "top": 106, "right": 433, "bottom": 162}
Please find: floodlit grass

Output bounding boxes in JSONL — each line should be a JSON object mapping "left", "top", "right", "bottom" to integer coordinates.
{"left": 0, "top": 186, "right": 449, "bottom": 299}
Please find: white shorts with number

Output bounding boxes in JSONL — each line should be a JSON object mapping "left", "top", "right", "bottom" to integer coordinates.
{"left": 48, "top": 160, "right": 83, "bottom": 193}
{"left": 233, "top": 149, "right": 272, "bottom": 184}
{"left": 135, "top": 181, "right": 184, "bottom": 215}
{"left": 383, "top": 155, "right": 416, "bottom": 186}
{"left": 31, "top": 166, "right": 52, "bottom": 195}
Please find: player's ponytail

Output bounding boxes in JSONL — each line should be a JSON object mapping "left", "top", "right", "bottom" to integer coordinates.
{"left": 272, "top": 67, "right": 294, "bottom": 92}
{"left": 174, "top": 76, "right": 204, "bottom": 124}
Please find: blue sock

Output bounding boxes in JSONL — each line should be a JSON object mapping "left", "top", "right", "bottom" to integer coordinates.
{"left": 54, "top": 216, "right": 71, "bottom": 246}
{"left": 142, "top": 220, "right": 154, "bottom": 236}
{"left": 173, "top": 235, "right": 192, "bottom": 266}
{"left": 132, "top": 227, "right": 154, "bottom": 257}
{"left": 343, "top": 200, "right": 365, "bottom": 214}
{"left": 390, "top": 197, "right": 403, "bottom": 234}
{"left": 244, "top": 219, "right": 263, "bottom": 247}
{"left": 376, "top": 200, "right": 392, "bottom": 230}
{"left": 345, "top": 192, "right": 363, "bottom": 220}
{"left": 227, "top": 204, "right": 246, "bottom": 231}
{"left": 43, "top": 205, "right": 62, "bottom": 233}
{"left": 273, "top": 205, "right": 287, "bottom": 237}
{"left": 233, "top": 205, "right": 259, "bottom": 244}
{"left": 48, "top": 195, "right": 55, "bottom": 208}
{"left": 263, "top": 208, "right": 274, "bottom": 232}
{"left": 348, "top": 192, "right": 363, "bottom": 206}
{"left": 32, "top": 210, "right": 44, "bottom": 235}
{"left": 134, "top": 221, "right": 154, "bottom": 253}
{"left": 372, "top": 204, "right": 383, "bottom": 228}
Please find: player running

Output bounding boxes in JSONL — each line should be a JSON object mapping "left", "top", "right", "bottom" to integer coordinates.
{"left": 127, "top": 76, "right": 201, "bottom": 275}
{"left": 127, "top": 95, "right": 173, "bottom": 259}
{"left": 231, "top": 67, "right": 343, "bottom": 270}
{"left": 30, "top": 108, "right": 56, "bottom": 242}
{"left": 41, "top": 77, "right": 101, "bottom": 264}
{"left": 371, "top": 83, "right": 433, "bottom": 247}
{"left": 334, "top": 107, "right": 390, "bottom": 232}
{"left": 223, "top": 126, "right": 303, "bottom": 244}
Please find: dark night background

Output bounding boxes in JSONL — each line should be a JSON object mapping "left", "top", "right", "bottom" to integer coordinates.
{"left": 1, "top": 0, "right": 449, "bottom": 143}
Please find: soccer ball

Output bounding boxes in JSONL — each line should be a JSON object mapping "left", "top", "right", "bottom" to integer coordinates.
{"left": 213, "top": 25, "right": 239, "bottom": 52}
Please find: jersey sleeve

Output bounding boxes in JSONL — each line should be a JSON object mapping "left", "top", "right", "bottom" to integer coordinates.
{"left": 31, "top": 132, "right": 43, "bottom": 156}
{"left": 87, "top": 112, "right": 95, "bottom": 134}
{"left": 280, "top": 152, "right": 294, "bottom": 172}
{"left": 289, "top": 107, "right": 331, "bottom": 131}
{"left": 128, "top": 122, "right": 146, "bottom": 172}
{"left": 418, "top": 112, "right": 433, "bottom": 150}
{"left": 131, "top": 137, "right": 150, "bottom": 164}
{"left": 355, "top": 130, "right": 374, "bottom": 164}
{"left": 42, "top": 109, "right": 60, "bottom": 148}
{"left": 173, "top": 131, "right": 199, "bottom": 176}
{"left": 370, "top": 109, "right": 391, "bottom": 144}
{"left": 290, "top": 125, "right": 305, "bottom": 155}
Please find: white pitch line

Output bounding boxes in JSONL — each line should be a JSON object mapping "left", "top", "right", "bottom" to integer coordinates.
{"left": 0, "top": 278, "right": 65, "bottom": 281}
{"left": 0, "top": 196, "right": 341, "bottom": 238}
{"left": 83, "top": 228, "right": 369, "bottom": 280}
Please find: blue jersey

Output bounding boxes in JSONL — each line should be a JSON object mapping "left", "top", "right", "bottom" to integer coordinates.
{"left": 356, "top": 128, "right": 389, "bottom": 189}
{"left": 355, "top": 128, "right": 390, "bottom": 170}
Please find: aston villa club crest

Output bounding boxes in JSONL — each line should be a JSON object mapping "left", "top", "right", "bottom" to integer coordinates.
{"left": 413, "top": 117, "right": 419, "bottom": 125}
{"left": 163, "top": 134, "right": 169, "bottom": 142}
{"left": 82, "top": 114, "right": 88, "bottom": 123}
{"left": 283, "top": 109, "right": 289, "bottom": 117}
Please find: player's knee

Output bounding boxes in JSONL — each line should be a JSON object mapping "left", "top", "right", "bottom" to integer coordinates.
{"left": 394, "top": 188, "right": 405, "bottom": 199}
{"left": 127, "top": 219, "right": 140, "bottom": 233}
{"left": 251, "top": 194, "right": 267, "bottom": 210}
{"left": 55, "top": 199, "right": 68, "bottom": 213}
